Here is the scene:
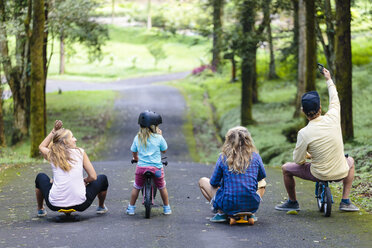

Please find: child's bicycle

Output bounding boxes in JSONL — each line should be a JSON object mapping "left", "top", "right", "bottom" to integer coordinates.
{"left": 315, "top": 181, "right": 334, "bottom": 217}
{"left": 314, "top": 154, "right": 349, "bottom": 217}
{"left": 131, "top": 157, "right": 168, "bottom": 218}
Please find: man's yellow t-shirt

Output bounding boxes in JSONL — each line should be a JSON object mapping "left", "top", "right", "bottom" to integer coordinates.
{"left": 293, "top": 79, "right": 349, "bottom": 181}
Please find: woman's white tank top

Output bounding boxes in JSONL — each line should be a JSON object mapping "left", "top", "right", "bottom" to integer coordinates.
{"left": 48, "top": 148, "right": 86, "bottom": 207}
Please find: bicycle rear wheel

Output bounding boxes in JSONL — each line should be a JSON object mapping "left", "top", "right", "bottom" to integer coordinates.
{"left": 323, "top": 187, "right": 332, "bottom": 217}
{"left": 144, "top": 179, "right": 152, "bottom": 218}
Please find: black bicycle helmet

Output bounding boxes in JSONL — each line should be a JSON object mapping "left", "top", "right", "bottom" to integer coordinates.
{"left": 138, "top": 110, "right": 162, "bottom": 128}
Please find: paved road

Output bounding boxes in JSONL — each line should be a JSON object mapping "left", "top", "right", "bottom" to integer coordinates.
{"left": 0, "top": 74, "right": 371, "bottom": 248}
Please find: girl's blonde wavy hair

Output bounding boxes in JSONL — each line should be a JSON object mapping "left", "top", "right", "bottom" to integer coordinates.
{"left": 47, "top": 129, "right": 77, "bottom": 172}
{"left": 221, "top": 126, "right": 257, "bottom": 174}
{"left": 138, "top": 125, "right": 158, "bottom": 148}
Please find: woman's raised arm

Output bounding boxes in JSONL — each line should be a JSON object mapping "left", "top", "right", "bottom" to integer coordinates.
{"left": 39, "top": 120, "right": 63, "bottom": 159}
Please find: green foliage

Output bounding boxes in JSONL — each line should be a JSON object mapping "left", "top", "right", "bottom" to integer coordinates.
{"left": 168, "top": 77, "right": 222, "bottom": 164}
{"left": 282, "top": 119, "right": 306, "bottom": 143}
{"left": 47, "top": 26, "right": 210, "bottom": 81}
{"left": 147, "top": 42, "right": 167, "bottom": 68}
{"left": 0, "top": 91, "right": 116, "bottom": 164}
{"left": 95, "top": 0, "right": 213, "bottom": 35}
{"left": 48, "top": 0, "right": 109, "bottom": 62}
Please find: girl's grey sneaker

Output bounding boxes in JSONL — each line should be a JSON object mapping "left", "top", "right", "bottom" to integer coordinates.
{"left": 96, "top": 205, "right": 108, "bottom": 214}
{"left": 339, "top": 202, "right": 359, "bottom": 211}
{"left": 37, "top": 209, "right": 47, "bottom": 217}
{"left": 210, "top": 213, "right": 227, "bottom": 222}
{"left": 275, "top": 200, "right": 300, "bottom": 211}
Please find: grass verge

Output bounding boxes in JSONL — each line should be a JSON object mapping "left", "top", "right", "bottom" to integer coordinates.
{"left": 0, "top": 90, "right": 117, "bottom": 169}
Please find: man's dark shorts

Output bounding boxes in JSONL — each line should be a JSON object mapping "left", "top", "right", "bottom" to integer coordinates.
{"left": 282, "top": 161, "right": 352, "bottom": 182}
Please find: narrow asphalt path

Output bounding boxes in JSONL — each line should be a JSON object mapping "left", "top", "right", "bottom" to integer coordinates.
{"left": 0, "top": 73, "right": 371, "bottom": 248}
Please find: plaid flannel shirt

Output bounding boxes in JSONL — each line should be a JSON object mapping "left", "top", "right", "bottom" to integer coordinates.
{"left": 210, "top": 153, "right": 266, "bottom": 215}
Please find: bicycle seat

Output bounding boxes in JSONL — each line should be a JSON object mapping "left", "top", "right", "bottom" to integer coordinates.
{"left": 144, "top": 171, "right": 155, "bottom": 177}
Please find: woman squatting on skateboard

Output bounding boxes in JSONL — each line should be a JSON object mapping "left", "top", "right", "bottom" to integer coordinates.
{"left": 199, "top": 126, "right": 267, "bottom": 222}
{"left": 35, "top": 120, "right": 109, "bottom": 216}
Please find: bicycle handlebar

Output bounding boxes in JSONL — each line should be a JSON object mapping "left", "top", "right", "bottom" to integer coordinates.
{"left": 130, "top": 157, "right": 168, "bottom": 166}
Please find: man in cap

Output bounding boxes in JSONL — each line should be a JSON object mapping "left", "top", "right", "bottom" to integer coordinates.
{"left": 275, "top": 68, "right": 359, "bottom": 212}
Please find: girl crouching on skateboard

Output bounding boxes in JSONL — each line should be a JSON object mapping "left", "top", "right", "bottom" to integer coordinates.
{"left": 199, "top": 126, "right": 266, "bottom": 222}
{"left": 126, "top": 111, "right": 171, "bottom": 215}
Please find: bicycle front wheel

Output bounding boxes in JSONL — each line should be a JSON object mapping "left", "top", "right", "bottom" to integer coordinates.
{"left": 323, "top": 187, "right": 332, "bottom": 217}
{"left": 316, "top": 183, "right": 324, "bottom": 212}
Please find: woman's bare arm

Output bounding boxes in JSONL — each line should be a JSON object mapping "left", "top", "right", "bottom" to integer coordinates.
{"left": 83, "top": 152, "right": 97, "bottom": 184}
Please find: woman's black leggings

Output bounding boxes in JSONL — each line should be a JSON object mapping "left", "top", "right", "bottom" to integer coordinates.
{"left": 35, "top": 173, "right": 109, "bottom": 212}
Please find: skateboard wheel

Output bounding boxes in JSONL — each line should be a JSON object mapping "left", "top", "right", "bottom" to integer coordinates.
{"left": 248, "top": 218, "right": 254, "bottom": 225}
{"left": 230, "top": 218, "right": 236, "bottom": 225}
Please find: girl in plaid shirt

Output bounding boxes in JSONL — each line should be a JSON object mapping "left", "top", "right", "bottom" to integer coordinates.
{"left": 199, "top": 126, "right": 267, "bottom": 222}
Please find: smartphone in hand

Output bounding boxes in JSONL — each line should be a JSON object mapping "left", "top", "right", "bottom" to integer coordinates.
{"left": 317, "top": 63, "right": 324, "bottom": 75}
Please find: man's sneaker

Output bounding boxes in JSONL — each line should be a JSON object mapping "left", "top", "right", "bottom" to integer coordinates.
{"left": 37, "top": 209, "right": 47, "bottom": 217}
{"left": 96, "top": 205, "right": 108, "bottom": 214}
{"left": 163, "top": 205, "right": 172, "bottom": 215}
{"left": 339, "top": 202, "right": 359, "bottom": 212}
{"left": 126, "top": 205, "right": 136, "bottom": 215}
{"left": 210, "top": 213, "right": 227, "bottom": 222}
{"left": 275, "top": 200, "right": 300, "bottom": 211}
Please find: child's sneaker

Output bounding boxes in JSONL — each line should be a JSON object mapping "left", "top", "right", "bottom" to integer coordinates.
{"left": 126, "top": 205, "right": 136, "bottom": 215}
{"left": 210, "top": 213, "right": 227, "bottom": 222}
{"left": 96, "top": 205, "right": 108, "bottom": 214}
{"left": 37, "top": 209, "right": 47, "bottom": 217}
{"left": 163, "top": 205, "right": 172, "bottom": 215}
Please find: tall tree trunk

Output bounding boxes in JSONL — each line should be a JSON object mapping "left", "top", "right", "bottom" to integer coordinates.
{"left": 241, "top": 49, "right": 255, "bottom": 125}
{"left": 305, "top": 0, "right": 316, "bottom": 92}
{"left": 111, "top": 0, "right": 115, "bottom": 24}
{"left": 212, "top": 0, "right": 224, "bottom": 71}
{"left": 43, "top": 1, "right": 48, "bottom": 136}
{"left": 252, "top": 48, "right": 258, "bottom": 103}
{"left": 294, "top": 0, "right": 305, "bottom": 118}
{"left": 335, "top": 0, "right": 353, "bottom": 141}
{"left": 265, "top": 0, "right": 278, "bottom": 80}
{"left": 315, "top": 0, "right": 335, "bottom": 76}
{"left": 30, "top": 0, "right": 46, "bottom": 157}
{"left": 240, "top": 1, "right": 256, "bottom": 125}
{"left": 147, "top": 0, "right": 152, "bottom": 30}
{"left": 231, "top": 53, "right": 237, "bottom": 82}
{"left": 59, "top": 33, "right": 65, "bottom": 74}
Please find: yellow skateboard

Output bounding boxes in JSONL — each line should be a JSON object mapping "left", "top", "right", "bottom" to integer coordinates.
{"left": 56, "top": 209, "right": 80, "bottom": 222}
{"left": 228, "top": 212, "right": 255, "bottom": 225}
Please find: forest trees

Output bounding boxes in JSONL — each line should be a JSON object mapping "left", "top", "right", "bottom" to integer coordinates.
{"left": 48, "top": 0, "right": 108, "bottom": 75}
{"left": 0, "top": 0, "right": 32, "bottom": 144}
{"left": 0, "top": 0, "right": 107, "bottom": 157}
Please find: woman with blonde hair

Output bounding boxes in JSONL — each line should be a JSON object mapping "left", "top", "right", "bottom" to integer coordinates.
{"left": 199, "top": 126, "right": 267, "bottom": 222}
{"left": 35, "top": 120, "right": 109, "bottom": 217}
